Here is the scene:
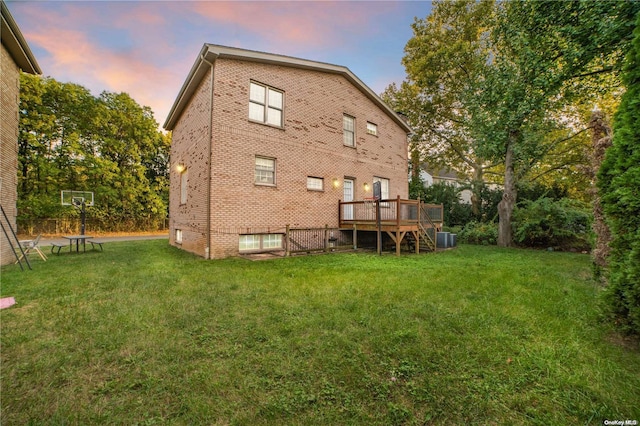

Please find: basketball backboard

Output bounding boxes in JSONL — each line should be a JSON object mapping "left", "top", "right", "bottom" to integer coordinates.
{"left": 373, "top": 181, "right": 382, "bottom": 200}
{"left": 61, "top": 190, "right": 94, "bottom": 207}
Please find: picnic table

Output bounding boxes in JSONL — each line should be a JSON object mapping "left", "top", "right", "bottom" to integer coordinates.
{"left": 63, "top": 235, "right": 93, "bottom": 253}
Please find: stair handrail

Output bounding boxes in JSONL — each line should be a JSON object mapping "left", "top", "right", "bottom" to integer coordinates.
{"left": 416, "top": 203, "right": 435, "bottom": 250}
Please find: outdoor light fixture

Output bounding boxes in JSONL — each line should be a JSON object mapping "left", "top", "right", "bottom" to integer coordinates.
{"left": 332, "top": 178, "right": 340, "bottom": 188}
{"left": 363, "top": 183, "right": 370, "bottom": 192}
{"left": 175, "top": 163, "right": 185, "bottom": 173}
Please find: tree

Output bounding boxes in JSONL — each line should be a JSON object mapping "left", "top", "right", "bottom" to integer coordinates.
{"left": 589, "top": 110, "right": 613, "bottom": 274}
{"left": 386, "top": 0, "right": 637, "bottom": 243}
{"left": 18, "top": 75, "right": 99, "bottom": 217}
{"left": 598, "top": 11, "right": 640, "bottom": 335}
{"left": 18, "top": 74, "right": 170, "bottom": 231}
{"left": 469, "top": 0, "right": 638, "bottom": 246}
{"left": 381, "top": 0, "right": 499, "bottom": 218}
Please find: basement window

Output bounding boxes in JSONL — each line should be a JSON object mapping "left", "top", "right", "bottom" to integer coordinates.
{"left": 239, "top": 234, "right": 283, "bottom": 252}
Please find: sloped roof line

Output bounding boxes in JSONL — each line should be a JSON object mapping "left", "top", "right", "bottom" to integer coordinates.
{"left": 164, "top": 44, "right": 411, "bottom": 133}
{"left": 1, "top": 1, "right": 41, "bottom": 74}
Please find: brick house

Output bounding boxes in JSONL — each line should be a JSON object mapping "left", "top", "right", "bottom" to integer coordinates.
{"left": 1, "top": 1, "right": 41, "bottom": 266}
{"left": 164, "top": 44, "right": 411, "bottom": 259}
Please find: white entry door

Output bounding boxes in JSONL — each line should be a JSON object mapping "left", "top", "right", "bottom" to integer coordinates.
{"left": 343, "top": 178, "right": 354, "bottom": 220}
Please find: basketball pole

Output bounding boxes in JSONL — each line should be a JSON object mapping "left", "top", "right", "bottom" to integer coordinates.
{"left": 80, "top": 201, "right": 86, "bottom": 235}
{"left": 373, "top": 181, "right": 382, "bottom": 256}
{"left": 376, "top": 199, "right": 381, "bottom": 256}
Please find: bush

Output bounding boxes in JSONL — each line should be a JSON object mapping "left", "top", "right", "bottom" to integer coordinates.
{"left": 512, "top": 198, "right": 591, "bottom": 250}
{"left": 459, "top": 221, "right": 498, "bottom": 245}
{"left": 421, "top": 182, "right": 475, "bottom": 227}
{"left": 474, "top": 184, "right": 502, "bottom": 223}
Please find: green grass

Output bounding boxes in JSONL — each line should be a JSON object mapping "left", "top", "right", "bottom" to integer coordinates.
{"left": 1, "top": 241, "right": 639, "bottom": 425}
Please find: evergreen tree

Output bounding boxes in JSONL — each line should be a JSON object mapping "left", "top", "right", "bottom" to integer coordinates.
{"left": 598, "top": 11, "right": 640, "bottom": 335}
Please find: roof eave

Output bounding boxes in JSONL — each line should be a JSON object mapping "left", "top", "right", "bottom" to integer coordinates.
{"left": 1, "top": 1, "right": 41, "bottom": 75}
{"left": 163, "top": 45, "right": 217, "bottom": 130}
{"left": 164, "top": 44, "right": 411, "bottom": 134}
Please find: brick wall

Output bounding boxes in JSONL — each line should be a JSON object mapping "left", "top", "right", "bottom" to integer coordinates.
{"left": 169, "top": 68, "right": 213, "bottom": 257}
{"left": 0, "top": 44, "right": 20, "bottom": 265}
{"left": 169, "top": 57, "right": 408, "bottom": 258}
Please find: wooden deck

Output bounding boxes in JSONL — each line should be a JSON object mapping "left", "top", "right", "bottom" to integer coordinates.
{"left": 339, "top": 197, "right": 443, "bottom": 255}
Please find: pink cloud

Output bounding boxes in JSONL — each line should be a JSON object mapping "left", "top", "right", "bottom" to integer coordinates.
{"left": 187, "top": 1, "right": 377, "bottom": 50}
{"left": 19, "top": 3, "right": 184, "bottom": 125}
{"left": 13, "top": 0, "right": 408, "bottom": 126}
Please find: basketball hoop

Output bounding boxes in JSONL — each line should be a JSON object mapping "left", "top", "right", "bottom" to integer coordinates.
{"left": 61, "top": 190, "right": 95, "bottom": 235}
{"left": 363, "top": 197, "right": 377, "bottom": 221}
{"left": 364, "top": 197, "right": 377, "bottom": 209}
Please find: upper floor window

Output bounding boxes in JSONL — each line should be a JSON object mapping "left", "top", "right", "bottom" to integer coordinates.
{"left": 249, "top": 82, "right": 283, "bottom": 127}
{"left": 255, "top": 156, "right": 276, "bottom": 185}
{"left": 343, "top": 115, "right": 355, "bottom": 147}
{"left": 366, "top": 122, "right": 378, "bottom": 136}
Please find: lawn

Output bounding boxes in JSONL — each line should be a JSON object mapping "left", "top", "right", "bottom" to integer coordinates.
{"left": 1, "top": 241, "right": 638, "bottom": 425}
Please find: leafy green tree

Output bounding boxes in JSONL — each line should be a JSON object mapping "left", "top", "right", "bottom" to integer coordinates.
{"left": 598, "top": 11, "right": 640, "bottom": 335}
{"left": 381, "top": 0, "right": 499, "bottom": 217}
{"left": 470, "top": 0, "right": 638, "bottom": 246}
{"left": 18, "top": 75, "right": 99, "bottom": 217}
{"left": 93, "top": 92, "right": 168, "bottom": 227}
{"left": 387, "top": 0, "right": 636, "bottom": 244}
{"left": 18, "top": 74, "right": 169, "bottom": 231}
{"left": 421, "top": 182, "right": 472, "bottom": 227}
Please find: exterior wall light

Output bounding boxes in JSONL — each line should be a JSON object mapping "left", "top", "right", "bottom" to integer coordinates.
{"left": 332, "top": 178, "right": 340, "bottom": 188}
{"left": 363, "top": 183, "right": 370, "bottom": 192}
{"left": 175, "top": 163, "right": 185, "bottom": 173}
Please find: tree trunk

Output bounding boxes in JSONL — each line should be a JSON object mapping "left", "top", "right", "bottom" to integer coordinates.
{"left": 498, "top": 138, "right": 517, "bottom": 247}
{"left": 470, "top": 165, "right": 483, "bottom": 218}
{"left": 589, "top": 110, "right": 612, "bottom": 271}
{"left": 410, "top": 142, "right": 421, "bottom": 180}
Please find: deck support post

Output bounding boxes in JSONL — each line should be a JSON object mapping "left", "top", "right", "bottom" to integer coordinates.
{"left": 412, "top": 230, "right": 420, "bottom": 254}
{"left": 385, "top": 230, "right": 406, "bottom": 256}
{"left": 353, "top": 223, "right": 357, "bottom": 250}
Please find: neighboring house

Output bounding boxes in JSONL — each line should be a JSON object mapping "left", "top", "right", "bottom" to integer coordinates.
{"left": 164, "top": 44, "right": 411, "bottom": 259}
{"left": 1, "top": 1, "right": 41, "bottom": 266}
{"left": 419, "top": 168, "right": 473, "bottom": 204}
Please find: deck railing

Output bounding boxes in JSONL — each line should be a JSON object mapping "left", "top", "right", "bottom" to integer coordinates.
{"left": 285, "top": 225, "right": 353, "bottom": 255}
{"left": 339, "top": 196, "right": 443, "bottom": 229}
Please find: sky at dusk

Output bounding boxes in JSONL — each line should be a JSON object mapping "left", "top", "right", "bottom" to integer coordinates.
{"left": 7, "top": 1, "right": 433, "bottom": 129}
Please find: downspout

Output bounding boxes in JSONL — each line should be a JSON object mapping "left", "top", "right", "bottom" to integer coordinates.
{"left": 201, "top": 52, "right": 217, "bottom": 259}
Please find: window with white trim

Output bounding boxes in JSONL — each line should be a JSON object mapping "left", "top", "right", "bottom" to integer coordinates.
{"left": 255, "top": 156, "right": 276, "bottom": 185}
{"left": 180, "top": 169, "right": 188, "bottom": 205}
{"left": 373, "top": 176, "right": 390, "bottom": 200}
{"left": 249, "top": 81, "right": 284, "bottom": 127}
{"left": 343, "top": 115, "right": 355, "bottom": 147}
{"left": 307, "top": 176, "right": 324, "bottom": 191}
{"left": 239, "top": 234, "right": 283, "bottom": 251}
{"left": 366, "top": 122, "right": 378, "bottom": 136}
{"left": 239, "top": 234, "right": 260, "bottom": 251}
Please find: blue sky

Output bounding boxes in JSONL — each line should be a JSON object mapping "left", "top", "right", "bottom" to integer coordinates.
{"left": 8, "top": 1, "right": 432, "bottom": 127}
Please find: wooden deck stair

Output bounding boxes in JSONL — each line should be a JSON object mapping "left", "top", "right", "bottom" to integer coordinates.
{"left": 338, "top": 197, "right": 443, "bottom": 255}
